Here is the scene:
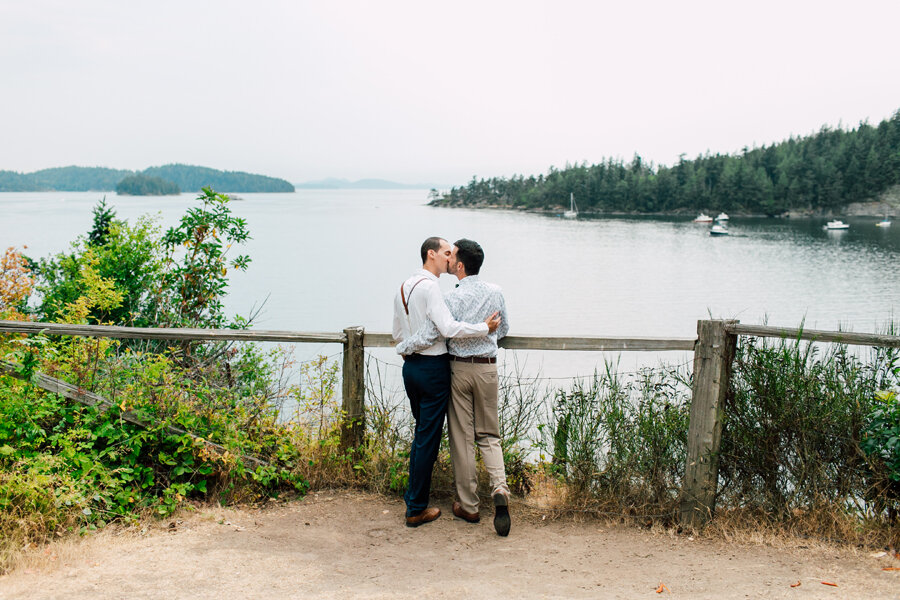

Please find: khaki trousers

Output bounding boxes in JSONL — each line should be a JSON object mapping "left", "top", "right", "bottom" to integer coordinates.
{"left": 447, "top": 360, "right": 510, "bottom": 514}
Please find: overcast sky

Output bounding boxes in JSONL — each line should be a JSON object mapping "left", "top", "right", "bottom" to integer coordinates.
{"left": 2, "top": 0, "right": 899, "bottom": 186}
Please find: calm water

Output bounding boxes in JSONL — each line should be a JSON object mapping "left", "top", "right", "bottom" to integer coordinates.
{"left": 2, "top": 190, "right": 899, "bottom": 380}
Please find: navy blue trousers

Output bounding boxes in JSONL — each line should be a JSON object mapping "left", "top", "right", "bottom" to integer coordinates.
{"left": 401, "top": 353, "right": 451, "bottom": 517}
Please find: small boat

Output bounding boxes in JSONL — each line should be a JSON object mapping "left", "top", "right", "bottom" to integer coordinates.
{"left": 876, "top": 214, "right": 891, "bottom": 228}
{"left": 824, "top": 220, "right": 849, "bottom": 230}
{"left": 563, "top": 193, "right": 577, "bottom": 219}
{"left": 715, "top": 212, "right": 729, "bottom": 221}
{"left": 693, "top": 213, "right": 713, "bottom": 223}
{"left": 710, "top": 224, "right": 729, "bottom": 236}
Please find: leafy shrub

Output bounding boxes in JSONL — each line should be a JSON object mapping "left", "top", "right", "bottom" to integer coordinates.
{"left": 720, "top": 335, "right": 899, "bottom": 522}
{"left": 0, "top": 247, "right": 33, "bottom": 320}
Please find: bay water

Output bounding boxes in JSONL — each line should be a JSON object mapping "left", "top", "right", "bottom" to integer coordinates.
{"left": 2, "top": 190, "right": 899, "bottom": 389}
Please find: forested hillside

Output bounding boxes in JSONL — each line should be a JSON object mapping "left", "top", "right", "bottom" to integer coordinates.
{"left": 0, "top": 167, "right": 132, "bottom": 192}
{"left": 0, "top": 164, "right": 294, "bottom": 193}
{"left": 143, "top": 164, "right": 294, "bottom": 193}
{"left": 433, "top": 110, "right": 900, "bottom": 216}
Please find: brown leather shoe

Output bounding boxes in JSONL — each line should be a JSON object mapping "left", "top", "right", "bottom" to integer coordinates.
{"left": 452, "top": 501, "right": 480, "bottom": 523}
{"left": 405, "top": 507, "right": 441, "bottom": 528}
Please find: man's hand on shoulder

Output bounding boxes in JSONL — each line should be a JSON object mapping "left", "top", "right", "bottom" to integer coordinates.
{"left": 485, "top": 311, "right": 501, "bottom": 333}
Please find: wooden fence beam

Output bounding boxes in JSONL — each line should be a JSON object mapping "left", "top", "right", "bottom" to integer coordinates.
{"left": 725, "top": 323, "right": 900, "bottom": 348}
{"left": 680, "top": 319, "right": 738, "bottom": 529}
{"left": 0, "top": 320, "right": 345, "bottom": 344}
{"left": 341, "top": 326, "right": 366, "bottom": 449}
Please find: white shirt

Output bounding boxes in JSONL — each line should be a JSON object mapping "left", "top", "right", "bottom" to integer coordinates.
{"left": 392, "top": 269, "right": 488, "bottom": 356}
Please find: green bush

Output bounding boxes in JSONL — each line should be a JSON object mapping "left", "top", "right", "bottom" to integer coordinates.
{"left": 720, "top": 335, "right": 899, "bottom": 520}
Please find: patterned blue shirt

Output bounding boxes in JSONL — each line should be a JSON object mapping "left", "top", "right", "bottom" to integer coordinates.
{"left": 396, "top": 275, "right": 509, "bottom": 357}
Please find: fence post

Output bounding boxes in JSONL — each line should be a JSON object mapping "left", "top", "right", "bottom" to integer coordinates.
{"left": 341, "top": 326, "right": 366, "bottom": 450}
{"left": 680, "top": 319, "right": 737, "bottom": 529}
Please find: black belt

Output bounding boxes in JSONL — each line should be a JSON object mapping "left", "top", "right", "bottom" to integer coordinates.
{"left": 449, "top": 355, "right": 496, "bottom": 364}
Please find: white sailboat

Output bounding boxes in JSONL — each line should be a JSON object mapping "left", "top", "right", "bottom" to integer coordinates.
{"left": 876, "top": 213, "right": 892, "bottom": 227}
{"left": 563, "top": 193, "right": 578, "bottom": 219}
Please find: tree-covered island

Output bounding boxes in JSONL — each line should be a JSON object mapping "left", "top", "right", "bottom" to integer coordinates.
{"left": 431, "top": 109, "right": 900, "bottom": 217}
{"left": 0, "top": 163, "right": 295, "bottom": 193}
{"left": 116, "top": 174, "right": 180, "bottom": 196}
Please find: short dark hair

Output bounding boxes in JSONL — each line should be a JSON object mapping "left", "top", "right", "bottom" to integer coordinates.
{"left": 453, "top": 238, "right": 484, "bottom": 274}
{"left": 420, "top": 237, "right": 445, "bottom": 264}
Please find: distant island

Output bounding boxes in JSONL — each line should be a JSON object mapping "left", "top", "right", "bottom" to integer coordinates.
{"left": 294, "top": 178, "right": 438, "bottom": 190}
{"left": 0, "top": 164, "right": 294, "bottom": 194}
{"left": 431, "top": 109, "right": 900, "bottom": 217}
{"left": 116, "top": 174, "right": 180, "bottom": 196}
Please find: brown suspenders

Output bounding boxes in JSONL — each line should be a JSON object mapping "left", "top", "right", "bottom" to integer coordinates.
{"left": 400, "top": 278, "right": 427, "bottom": 315}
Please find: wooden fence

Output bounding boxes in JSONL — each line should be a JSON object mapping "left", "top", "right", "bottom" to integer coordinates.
{"left": 2, "top": 318, "right": 899, "bottom": 529}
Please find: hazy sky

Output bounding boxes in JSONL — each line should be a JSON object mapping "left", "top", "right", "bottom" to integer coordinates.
{"left": 2, "top": 0, "right": 899, "bottom": 185}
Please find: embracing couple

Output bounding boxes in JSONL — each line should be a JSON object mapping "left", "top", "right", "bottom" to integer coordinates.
{"left": 391, "top": 236, "right": 511, "bottom": 536}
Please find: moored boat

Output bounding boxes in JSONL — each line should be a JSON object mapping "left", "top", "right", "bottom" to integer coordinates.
{"left": 563, "top": 193, "right": 577, "bottom": 219}
{"left": 824, "top": 220, "right": 849, "bottom": 230}
{"left": 693, "top": 213, "right": 713, "bottom": 223}
{"left": 716, "top": 212, "right": 729, "bottom": 221}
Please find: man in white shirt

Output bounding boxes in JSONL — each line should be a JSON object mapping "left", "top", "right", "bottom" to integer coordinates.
{"left": 395, "top": 239, "right": 512, "bottom": 536}
{"left": 392, "top": 237, "right": 501, "bottom": 527}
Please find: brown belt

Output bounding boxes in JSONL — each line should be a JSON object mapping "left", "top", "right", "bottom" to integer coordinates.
{"left": 449, "top": 355, "right": 496, "bottom": 364}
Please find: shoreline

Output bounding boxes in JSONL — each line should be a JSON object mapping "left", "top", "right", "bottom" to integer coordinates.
{"left": 428, "top": 197, "right": 900, "bottom": 219}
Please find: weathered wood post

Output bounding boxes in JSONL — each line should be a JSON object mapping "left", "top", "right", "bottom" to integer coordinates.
{"left": 341, "top": 326, "right": 366, "bottom": 450}
{"left": 680, "top": 319, "right": 738, "bottom": 529}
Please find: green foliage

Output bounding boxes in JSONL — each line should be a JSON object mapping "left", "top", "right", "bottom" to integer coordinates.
{"left": 36, "top": 206, "right": 164, "bottom": 327}
{"left": 721, "top": 335, "right": 900, "bottom": 517}
{"left": 157, "top": 187, "right": 251, "bottom": 329}
{"left": 539, "top": 362, "right": 691, "bottom": 507}
{"left": 863, "top": 387, "right": 900, "bottom": 483}
{"left": 434, "top": 108, "right": 900, "bottom": 215}
{"left": 0, "top": 336, "right": 317, "bottom": 571}
{"left": 88, "top": 197, "right": 115, "bottom": 246}
{"left": 116, "top": 174, "right": 180, "bottom": 196}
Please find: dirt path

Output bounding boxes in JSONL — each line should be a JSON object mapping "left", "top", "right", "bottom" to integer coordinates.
{"left": 1, "top": 491, "right": 897, "bottom": 599}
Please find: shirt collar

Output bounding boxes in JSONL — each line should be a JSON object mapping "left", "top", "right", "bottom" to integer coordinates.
{"left": 458, "top": 274, "right": 480, "bottom": 286}
{"left": 416, "top": 268, "right": 438, "bottom": 281}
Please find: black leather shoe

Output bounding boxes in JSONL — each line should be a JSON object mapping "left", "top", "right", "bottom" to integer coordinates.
{"left": 406, "top": 507, "right": 441, "bottom": 528}
{"left": 452, "top": 501, "right": 480, "bottom": 523}
{"left": 492, "top": 493, "right": 510, "bottom": 537}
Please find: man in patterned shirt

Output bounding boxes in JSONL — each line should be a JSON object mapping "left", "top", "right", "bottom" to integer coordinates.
{"left": 393, "top": 237, "right": 501, "bottom": 528}
{"left": 397, "top": 238, "right": 512, "bottom": 536}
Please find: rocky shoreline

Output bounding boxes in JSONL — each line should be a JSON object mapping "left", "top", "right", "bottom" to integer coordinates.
{"left": 430, "top": 185, "right": 900, "bottom": 219}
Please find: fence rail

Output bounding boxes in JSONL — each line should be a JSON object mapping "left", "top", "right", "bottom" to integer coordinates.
{"left": 0, "top": 321, "right": 697, "bottom": 352}
{"left": 3, "top": 318, "right": 899, "bottom": 530}
{"left": 726, "top": 323, "right": 900, "bottom": 348}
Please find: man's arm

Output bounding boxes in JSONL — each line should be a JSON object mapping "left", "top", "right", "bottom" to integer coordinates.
{"left": 425, "top": 283, "right": 493, "bottom": 339}
{"left": 496, "top": 291, "right": 509, "bottom": 340}
{"left": 395, "top": 319, "right": 441, "bottom": 355}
